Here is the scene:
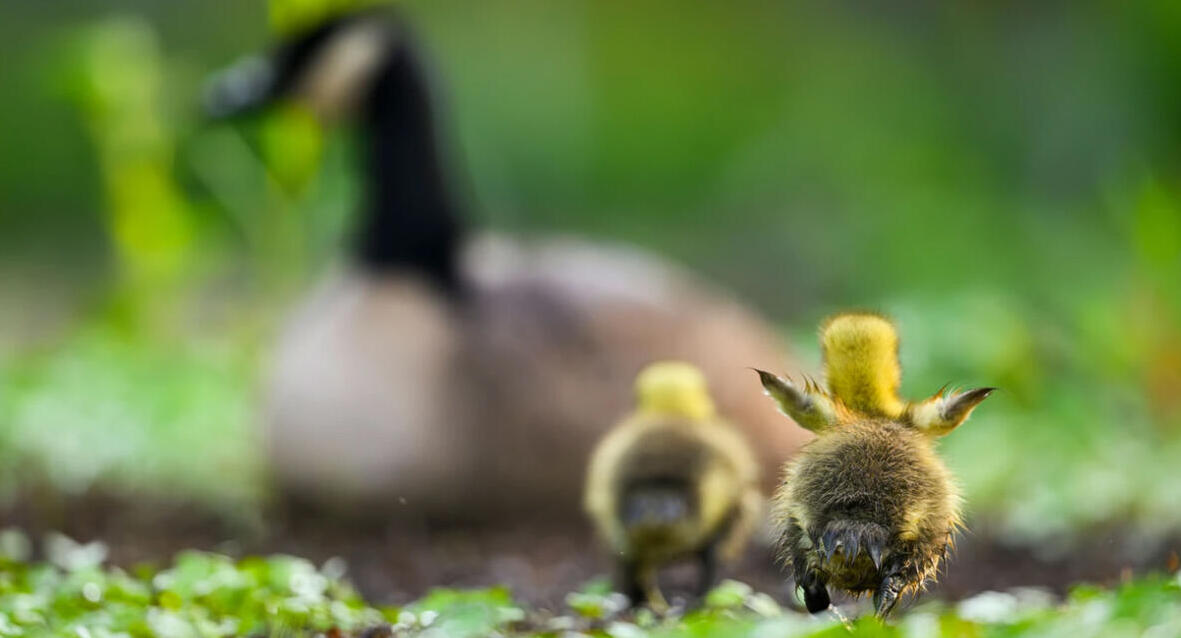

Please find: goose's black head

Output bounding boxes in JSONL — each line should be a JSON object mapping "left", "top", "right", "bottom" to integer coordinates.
{"left": 205, "top": 10, "right": 464, "bottom": 291}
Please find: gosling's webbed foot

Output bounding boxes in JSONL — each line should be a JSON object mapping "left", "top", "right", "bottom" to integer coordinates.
{"left": 696, "top": 541, "right": 719, "bottom": 598}
{"left": 621, "top": 560, "right": 668, "bottom": 611}
{"left": 804, "top": 585, "right": 831, "bottom": 614}
{"left": 800, "top": 571, "right": 831, "bottom": 614}
{"left": 620, "top": 559, "right": 644, "bottom": 608}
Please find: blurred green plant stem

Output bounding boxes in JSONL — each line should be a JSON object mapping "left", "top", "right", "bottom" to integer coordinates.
{"left": 67, "top": 18, "right": 194, "bottom": 320}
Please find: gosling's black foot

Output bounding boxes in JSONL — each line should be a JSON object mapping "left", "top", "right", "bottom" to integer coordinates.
{"left": 620, "top": 559, "right": 644, "bottom": 607}
{"left": 800, "top": 572, "right": 831, "bottom": 613}
{"left": 695, "top": 542, "right": 719, "bottom": 598}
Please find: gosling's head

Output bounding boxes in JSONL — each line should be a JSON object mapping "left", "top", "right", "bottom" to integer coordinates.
{"left": 755, "top": 312, "right": 993, "bottom": 437}
{"left": 635, "top": 361, "right": 717, "bottom": 421}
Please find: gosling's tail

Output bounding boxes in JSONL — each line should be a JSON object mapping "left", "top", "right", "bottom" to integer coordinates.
{"left": 621, "top": 483, "right": 692, "bottom": 530}
{"left": 818, "top": 519, "right": 890, "bottom": 570}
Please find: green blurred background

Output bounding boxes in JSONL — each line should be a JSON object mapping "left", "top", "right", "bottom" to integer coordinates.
{"left": 1, "top": 0, "right": 1180, "bottom": 557}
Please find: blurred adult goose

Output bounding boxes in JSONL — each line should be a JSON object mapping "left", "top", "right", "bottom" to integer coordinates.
{"left": 206, "top": 9, "right": 806, "bottom": 521}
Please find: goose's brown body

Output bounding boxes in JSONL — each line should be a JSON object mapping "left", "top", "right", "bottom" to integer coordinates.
{"left": 268, "top": 235, "right": 801, "bottom": 520}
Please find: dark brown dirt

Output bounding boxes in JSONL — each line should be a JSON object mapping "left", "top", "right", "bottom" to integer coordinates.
{"left": 3, "top": 489, "right": 1177, "bottom": 610}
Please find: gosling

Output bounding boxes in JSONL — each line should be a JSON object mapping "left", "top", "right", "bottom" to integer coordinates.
{"left": 755, "top": 313, "right": 993, "bottom": 617}
{"left": 585, "top": 361, "right": 762, "bottom": 608}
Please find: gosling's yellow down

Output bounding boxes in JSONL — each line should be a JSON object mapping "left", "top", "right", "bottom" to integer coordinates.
{"left": 585, "top": 362, "right": 763, "bottom": 607}
{"left": 755, "top": 313, "right": 994, "bottom": 617}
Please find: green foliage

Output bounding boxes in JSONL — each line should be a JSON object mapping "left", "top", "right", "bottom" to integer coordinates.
{"left": 270, "top": 0, "right": 385, "bottom": 36}
{"left": 1, "top": 531, "right": 1179, "bottom": 637}
{"left": 0, "top": 325, "right": 261, "bottom": 517}
{"left": 0, "top": 532, "right": 385, "bottom": 638}
{"left": 404, "top": 588, "right": 524, "bottom": 638}
{"left": 566, "top": 577, "right": 627, "bottom": 620}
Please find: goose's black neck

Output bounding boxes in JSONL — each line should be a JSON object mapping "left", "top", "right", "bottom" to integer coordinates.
{"left": 353, "top": 38, "right": 464, "bottom": 291}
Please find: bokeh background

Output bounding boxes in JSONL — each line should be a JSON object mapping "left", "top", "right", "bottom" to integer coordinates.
{"left": 2, "top": 0, "right": 1181, "bottom": 601}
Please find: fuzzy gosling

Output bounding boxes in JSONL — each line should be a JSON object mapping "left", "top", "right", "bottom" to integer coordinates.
{"left": 755, "top": 314, "right": 993, "bottom": 618}
{"left": 585, "top": 361, "right": 762, "bottom": 607}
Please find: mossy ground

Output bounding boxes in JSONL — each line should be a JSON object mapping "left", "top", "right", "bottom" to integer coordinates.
{"left": 1, "top": 531, "right": 1179, "bottom": 638}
